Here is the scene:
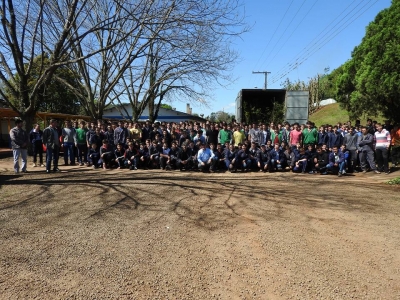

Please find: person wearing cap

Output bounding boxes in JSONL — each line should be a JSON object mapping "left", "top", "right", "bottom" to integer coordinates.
{"left": 10, "top": 119, "right": 29, "bottom": 173}
{"left": 197, "top": 143, "right": 214, "bottom": 172}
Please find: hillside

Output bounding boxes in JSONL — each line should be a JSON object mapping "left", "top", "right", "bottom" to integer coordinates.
{"left": 308, "top": 103, "right": 384, "bottom": 126}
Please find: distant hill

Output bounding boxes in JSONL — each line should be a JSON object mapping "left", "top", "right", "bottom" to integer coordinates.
{"left": 308, "top": 103, "right": 384, "bottom": 126}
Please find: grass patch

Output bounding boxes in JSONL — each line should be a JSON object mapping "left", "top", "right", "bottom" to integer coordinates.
{"left": 386, "top": 177, "right": 400, "bottom": 185}
{"left": 309, "top": 103, "right": 384, "bottom": 126}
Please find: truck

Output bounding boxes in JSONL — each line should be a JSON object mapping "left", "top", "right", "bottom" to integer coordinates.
{"left": 235, "top": 89, "right": 309, "bottom": 124}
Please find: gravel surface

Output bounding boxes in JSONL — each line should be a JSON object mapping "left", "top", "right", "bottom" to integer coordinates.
{"left": 1, "top": 158, "right": 400, "bottom": 299}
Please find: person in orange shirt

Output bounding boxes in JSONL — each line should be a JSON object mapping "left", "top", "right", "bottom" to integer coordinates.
{"left": 390, "top": 124, "right": 400, "bottom": 168}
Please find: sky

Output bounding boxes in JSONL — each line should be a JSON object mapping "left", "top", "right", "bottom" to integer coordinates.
{"left": 169, "top": 0, "right": 392, "bottom": 117}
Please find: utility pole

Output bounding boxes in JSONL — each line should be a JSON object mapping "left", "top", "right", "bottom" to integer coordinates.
{"left": 252, "top": 71, "right": 271, "bottom": 89}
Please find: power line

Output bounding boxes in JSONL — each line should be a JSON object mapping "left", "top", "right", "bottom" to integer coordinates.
{"left": 252, "top": 71, "right": 271, "bottom": 89}
{"left": 268, "top": 0, "right": 361, "bottom": 82}
{"left": 260, "top": 0, "right": 307, "bottom": 68}
{"left": 269, "top": 0, "right": 379, "bottom": 85}
{"left": 269, "top": 0, "right": 378, "bottom": 85}
{"left": 252, "top": 0, "right": 295, "bottom": 69}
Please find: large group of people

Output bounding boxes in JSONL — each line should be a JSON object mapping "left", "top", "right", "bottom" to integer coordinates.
{"left": 9, "top": 117, "right": 400, "bottom": 176}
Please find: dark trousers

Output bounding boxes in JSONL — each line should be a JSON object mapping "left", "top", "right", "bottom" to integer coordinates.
{"left": 375, "top": 148, "right": 389, "bottom": 173}
{"left": 46, "top": 145, "right": 60, "bottom": 171}
{"left": 359, "top": 149, "right": 376, "bottom": 170}
{"left": 33, "top": 142, "right": 43, "bottom": 164}
{"left": 348, "top": 150, "right": 358, "bottom": 172}
{"left": 391, "top": 146, "right": 400, "bottom": 166}
{"left": 77, "top": 144, "right": 88, "bottom": 163}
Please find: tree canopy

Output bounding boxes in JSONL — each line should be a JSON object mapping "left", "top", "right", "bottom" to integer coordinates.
{"left": 333, "top": 0, "right": 400, "bottom": 122}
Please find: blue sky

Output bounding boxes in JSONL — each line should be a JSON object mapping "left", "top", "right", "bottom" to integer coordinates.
{"left": 169, "top": 0, "right": 392, "bottom": 117}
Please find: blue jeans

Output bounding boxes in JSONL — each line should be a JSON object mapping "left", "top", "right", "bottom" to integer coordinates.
{"left": 46, "top": 145, "right": 60, "bottom": 171}
{"left": 326, "top": 162, "right": 346, "bottom": 174}
{"left": 13, "top": 148, "right": 27, "bottom": 172}
{"left": 63, "top": 142, "right": 75, "bottom": 164}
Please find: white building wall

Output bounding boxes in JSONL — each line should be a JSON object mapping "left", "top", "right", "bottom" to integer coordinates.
{"left": 103, "top": 105, "right": 197, "bottom": 123}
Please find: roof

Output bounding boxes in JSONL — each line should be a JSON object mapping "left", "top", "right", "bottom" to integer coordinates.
{"left": 0, "top": 108, "right": 92, "bottom": 121}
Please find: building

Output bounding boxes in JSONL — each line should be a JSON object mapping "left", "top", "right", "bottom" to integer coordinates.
{"left": 103, "top": 103, "right": 206, "bottom": 123}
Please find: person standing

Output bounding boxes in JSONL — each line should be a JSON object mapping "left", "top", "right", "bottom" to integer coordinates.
{"left": 358, "top": 126, "right": 379, "bottom": 174}
{"left": 10, "top": 119, "right": 29, "bottom": 173}
{"left": 76, "top": 121, "right": 88, "bottom": 166}
{"left": 374, "top": 123, "right": 391, "bottom": 174}
{"left": 42, "top": 119, "right": 61, "bottom": 173}
{"left": 29, "top": 123, "right": 44, "bottom": 167}
{"left": 62, "top": 120, "right": 77, "bottom": 166}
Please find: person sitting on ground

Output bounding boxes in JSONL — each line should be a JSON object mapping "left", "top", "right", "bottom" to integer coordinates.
{"left": 87, "top": 143, "right": 100, "bottom": 169}
{"left": 311, "top": 146, "right": 329, "bottom": 174}
{"left": 197, "top": 143, "right": 214, "bottom": 172}
{"left": 99, "top": 140, "right": 114, "bottom": 169}
{"left": 168, "top": 142, "right": 181, "bottom": 170}
{"left": 179, "top": 143, "right": 193, "bottom": 171}
{"left": 234, "top": 143, "right": 252, "bottom": 172}
{"left": 149, "top": 140, "right": 162, "bottom": 169}
{"left": 257, "top": 144, "right": 270, "bottom": 172}
{"left": 326, "top": 145, "right": 345, "bottom": 176}
{"left": 124, "top": 142, "right": 139, "bottom": 170}
{"left": 283, "top": 145, "right": 296, "bottom": 171}
{"left": 293, "top": 147, "right": 309, "bottom": 173}
{"left": 248, "top": 142, "right": 259, "bottom": 171}
{"left": 224, "top": 143, "right": 237, "bottom": 172}
{"left": 211, "top": 143, "right": 226, "bottom": 171}
{"left": 113, "top": 142, "right": 125, "bottom": 169}
{"left": 269, "top": 143, "right": 286, "bottom": 172}
{"left": 339, "top": 144, "right": 350, "bottom": 174}
{"left": 138, "top": 142, "right": 149, "bottom": 169}
{"left": 159, "top": 142, "right": 171, "bottom": 170}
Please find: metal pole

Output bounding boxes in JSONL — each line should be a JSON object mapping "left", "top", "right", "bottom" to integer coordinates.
{"left": 252, "top": 71, "right": 271, "bottom": 89}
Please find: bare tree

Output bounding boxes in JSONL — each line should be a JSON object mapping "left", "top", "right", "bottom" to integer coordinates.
{"left": 56, "top": 0, "right": 180, "bottom": 120}
{"left": 0, "top": 0, "right": 132, "bottom": 129}
{"left": 110, "top": 0, "right": 248, "bottom": 122}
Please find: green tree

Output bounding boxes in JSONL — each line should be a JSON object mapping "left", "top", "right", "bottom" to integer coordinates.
{"left": 334, "top": 1, "right": 400, "bottom": 122}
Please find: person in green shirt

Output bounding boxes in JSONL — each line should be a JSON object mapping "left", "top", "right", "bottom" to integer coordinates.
{"left": 302, "top": 121, "right": 318, "bottom": 147}
{"left": 76, "top": 121, "right": 89, "bottom": 165}
{"left": 218, "top": 124, "right": 232, "bottom": 145}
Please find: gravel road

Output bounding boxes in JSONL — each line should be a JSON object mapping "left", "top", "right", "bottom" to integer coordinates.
{"left": 1, "top": 162, "right": 400, "bottom": 299}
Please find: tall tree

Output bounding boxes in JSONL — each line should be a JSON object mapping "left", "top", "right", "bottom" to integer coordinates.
{"left": 0, "top": 0, "right": 129, "bottom": 128}
{"left": 111, "top": 0, "right": 247, "bottom": 122}
{"left": 334, "top": 1, "right": 400, "bottom": 122}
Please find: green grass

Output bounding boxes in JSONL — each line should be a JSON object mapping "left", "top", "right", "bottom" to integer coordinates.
{"left": 387, "top": 177, "right": 400, "bottom": 185}
{"left": 309, "top": 103, "right": 385, "bottom": 126}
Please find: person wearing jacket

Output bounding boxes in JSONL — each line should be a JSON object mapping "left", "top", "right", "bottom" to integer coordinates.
{"left": 358, "top": 126, "right": 380, "bottom": 173}
{"left": 269, "top": 143, "right": 286, "bottom": 172}
{"left": 311, "top": 146, "right": 329, "bottom": 174}
{"left": 10, "top": 119, "right": 29, "bottom": 173}
{"left": 326, "top": 146, "right": 345, "bottom": 176}
{"left": 29, "top": 123, "right": 44, "bottom": 167}
{"left": 42, "top": 119, "right": 61, "bottom": 173}
{"left": 343, "top": 127, "right": 360, "bottom": 173}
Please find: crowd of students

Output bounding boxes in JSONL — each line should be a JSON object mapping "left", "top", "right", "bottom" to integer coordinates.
{"left": 10, "top": 118, "right": 400, "bottom": 175}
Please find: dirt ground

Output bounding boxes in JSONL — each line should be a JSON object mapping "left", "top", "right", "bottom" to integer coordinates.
{"left": 1, "top": 156, "right": 400, "bottom": 299}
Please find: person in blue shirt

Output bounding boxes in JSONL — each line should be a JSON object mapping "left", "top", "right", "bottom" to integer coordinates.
{"left": 197, "top": 143, "right": 215, "bottom": 172}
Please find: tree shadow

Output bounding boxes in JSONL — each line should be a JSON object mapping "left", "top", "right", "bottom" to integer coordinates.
{"left": 0, "top": 170, "right": 397, "bottom": 232}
